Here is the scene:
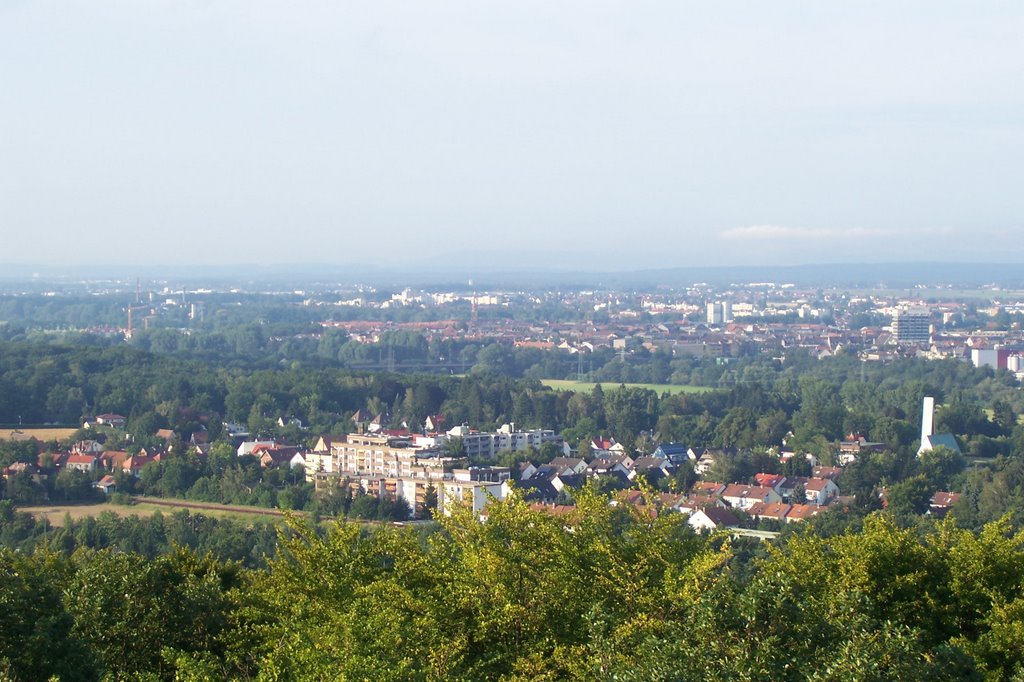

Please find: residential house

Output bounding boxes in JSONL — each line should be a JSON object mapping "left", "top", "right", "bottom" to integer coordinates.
{"left": 804, "top": 478, "right": 840, "bottom": 506}
{"left": 587, "top": 455, "right": 633, "bottom": 478}
{"left": 237, "top": 440, "right": 276, "bottom": 458}
{"left": 785, "top": 504, "right": 822, "bottom": 523}
{"left": 93, "top": 475, "right": 117, "bottom": 494}
{"left": 695, "top": 451, "right": 716, "bottom": 475}
{"left": 590, "top": 438, "right": 626, "bottom": 458}
{"left": 608, "top": 490, "right": 663, "bottom": 520}
{"left": 676, "top": 494, "right": 728, "bottom": 514}
{"left": 687, "top": 507, "right": 740, "bottom": 533}
{"left": 72, "top": 440, "right": 104, "bottom": 455}
{"left": 37, "top": 452, "right": 63, "bottom": 471}
{"left": 94, "top": 413, "right": 127, "bottom": 429}
{"left": 838, "top": 434, "right": 886, "bottom": 464}
{"left": 516, "top": 460, "right": 538, "bottom": 481}
{"left": 99, "top": 450, "right": 130, "bottom": 471}
{"left": 690, "top": 481, "right": 726, "bottom": 497}
{"left": 929, "top": 491, "right": 962, "bottom": 518}
{"left": 652, "top": 443, "right": 689, "bottom": 465}
{"left": 2, "top": 462, "right": 38, "bottom": 481}
{"left": 631, "top": 457, "right": 674, "bottom": 482}
{"left": 747, "top": 501, "right": 791, "bottom": 523}
{"left": 519, "top": 465, "right": 584, "bottom": 503}
{"left": 780, "top": 451, "right": 818, "bottom": 468}
{"left": 223, "top": 422, "right": 250, "bottom": 440}
{"left": 253, "top": 445, "right": 305, "bottom": 469}
{"left": 547, "top": 457, "right": 588, "bottom": 476}
{"left": 812, "top": 466, "right": 843, "bottom": 481}
{"left": 721, "top": 484, "right": 782, "bottom": 510}
{"left": 122, "top": 453, "right": 155, "bottom": 477}
{"left": 65, "top": 453, "right": 98, "bottom": 474}
{"left": 754, "top": 473, "right": 788, "bottom": 493}
{"left": 687, "top": 446, "right": 708, "bottom": 462}
{"left": 368, "top": 413, "right": 387, "bottom": 433}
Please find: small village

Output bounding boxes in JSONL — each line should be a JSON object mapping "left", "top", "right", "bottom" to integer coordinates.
{"left": 3, "top": 391, "right": 965, "bottom": 540}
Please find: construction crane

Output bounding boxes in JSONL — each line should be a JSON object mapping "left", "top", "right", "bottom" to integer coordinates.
{"left": 125, "top": 304, "right": 151, "bottom": 340}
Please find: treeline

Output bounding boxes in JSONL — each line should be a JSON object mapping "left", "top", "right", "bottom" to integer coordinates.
{"left": 0, "top": 500, "right": 278, "bottom": 568}
{"left": 4, "top": 495, "right": 1024, "bottom": 680}
{"left": 3, "top": 338, "right": 1021, "bottom": 450}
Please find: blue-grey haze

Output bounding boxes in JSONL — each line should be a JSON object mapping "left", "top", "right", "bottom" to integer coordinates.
{"left": 1, "top": 1, "right": 1022, "bottom": 268}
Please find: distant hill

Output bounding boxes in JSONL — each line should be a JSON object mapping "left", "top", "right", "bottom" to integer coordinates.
{"left": 2, "top": 260, "right": 1022, "bottom": 291}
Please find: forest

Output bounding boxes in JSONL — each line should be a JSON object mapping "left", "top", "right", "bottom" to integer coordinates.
{"left": 5, "top": 492, "right": 1024, "bottom": 681}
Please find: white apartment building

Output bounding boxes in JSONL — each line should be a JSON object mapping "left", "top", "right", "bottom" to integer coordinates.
{"left": 447, "top": 423, "right": 565, "bottom": 460}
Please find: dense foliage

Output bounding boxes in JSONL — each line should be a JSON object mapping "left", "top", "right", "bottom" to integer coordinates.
{"left": 0, "top": 500, "right": 278, "bottom": 568}
{"left": 4, "top": 494, "right": 1024, "bottom": 680}
{"left": 2, "top": 339, "right": 1021, "bottom": 454}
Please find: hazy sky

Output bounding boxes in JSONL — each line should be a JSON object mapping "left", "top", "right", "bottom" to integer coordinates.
{"left": 2, "top": 1, "right": 1022, "bottom": 269}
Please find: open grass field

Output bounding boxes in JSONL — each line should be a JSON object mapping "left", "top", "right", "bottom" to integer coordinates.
{"left": 0, "top": 427, "right": 79, "bottom": 442}
{"left": 17, "top": 503, "right": 140, "bottom": 525}
{"left": 18, "top": 497, "right": 298, "bottom": 526}
{"left": 542, "top": 379, "right": 715, "bottom": 395}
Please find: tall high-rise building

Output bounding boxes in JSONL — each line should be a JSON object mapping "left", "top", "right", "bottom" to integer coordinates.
{"left": 707, "top": 302, "right": 723, "bottom": 325}
{"left": 893, "top": 308, "right": 930, "bottom": 345}
{"left": 706, "top": 301, "right": 732, "bottom": 326}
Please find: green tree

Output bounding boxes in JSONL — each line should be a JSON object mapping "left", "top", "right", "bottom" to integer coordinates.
{"left": 64, "top": 547, "right": 239, "bottom": 680}
{"left": 885, "top": 475, "right": 934, "bottom": 518}
{"left": 0, "top": 549, "right": 96, "bottom": 681}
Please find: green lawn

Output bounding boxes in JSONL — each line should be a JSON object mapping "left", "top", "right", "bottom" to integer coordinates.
{"left": 541, "top": 379, "right": 715, "bottom": 395}
{"left": 19, "top": 498, "right": 296, "bottom": 526}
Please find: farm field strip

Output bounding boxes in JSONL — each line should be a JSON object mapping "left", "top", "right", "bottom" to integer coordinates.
{"left": 17, "top": 497, "right": 299, "bottom": 525}
{"left": 542, "top": 379, "right": 714, "bottom": 394}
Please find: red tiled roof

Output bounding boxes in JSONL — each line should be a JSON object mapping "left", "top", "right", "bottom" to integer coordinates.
{"left": 930, "top": 491, "right": 962, "bottom": 507}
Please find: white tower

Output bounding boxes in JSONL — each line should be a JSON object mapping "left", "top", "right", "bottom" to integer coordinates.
{"left": 921, "top": 396, "right": 935, "bottom": 444}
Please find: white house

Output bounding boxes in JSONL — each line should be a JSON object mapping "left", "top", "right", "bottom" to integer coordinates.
{"left": 65, "top": 454, "right": 98, "bottom": 474}
{"left": 804, "top": 478, "right": 840, "bottom": 506}
{"left": 686, "top": 508, "right": 739, "bottom": 533}
{"left": 237, "top": 440, "right": 276, "bottom": 457}
{"left": 721, "top": 484, "right": 782, "bottom": 510}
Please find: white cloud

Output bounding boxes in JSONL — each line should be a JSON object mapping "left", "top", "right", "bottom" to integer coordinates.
{"left": 720, "top": 225, "right": 895, "bottom": 241}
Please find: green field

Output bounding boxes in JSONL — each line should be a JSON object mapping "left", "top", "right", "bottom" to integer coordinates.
{"left": 542, "top": 379, "right": 714, "bottom": 395}
{"left": 19, "top": 497, "right": 299, "bottom": 526}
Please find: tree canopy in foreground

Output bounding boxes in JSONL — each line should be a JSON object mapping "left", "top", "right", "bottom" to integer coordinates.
{"left": 3, "top": 491, "right": 1024, "bottom": 681}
